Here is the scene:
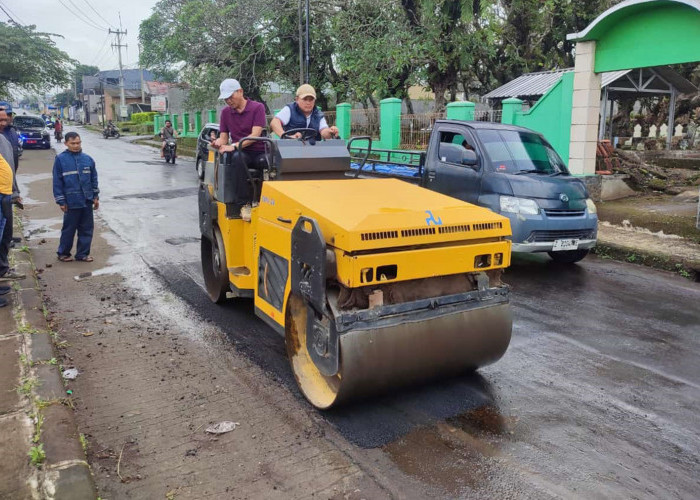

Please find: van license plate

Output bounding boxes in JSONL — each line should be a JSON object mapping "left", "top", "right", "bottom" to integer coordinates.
{"left": 552, "top": 239, "right": 579, "bottom": 251}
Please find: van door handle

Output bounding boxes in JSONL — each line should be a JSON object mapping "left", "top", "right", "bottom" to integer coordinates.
{"left": 277, "top": 216, "right": 292, "bottom": 224}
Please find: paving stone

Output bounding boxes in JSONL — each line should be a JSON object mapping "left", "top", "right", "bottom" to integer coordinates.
{"left": 0, "top": 336, "right": 22, "bottom": 414}
{"left": 20, "top": 288, "right": 42, "bottom": 312}
{"left": 51, "top": 463, "right": 95, "bottom": 500}
{"left": 41, "top": 404, "right": 83, "bottom": 466}
{"left": 30, "top": 332, "right": 54, "bottom": 363}
{"left": 34, "top": 364, "right": 66, "bottom": 401}
{"left": 0, "top": 412, "right": 34, "bottom": 500}
{"left": 24, "top": 308, "right": 49, "bottom": 333}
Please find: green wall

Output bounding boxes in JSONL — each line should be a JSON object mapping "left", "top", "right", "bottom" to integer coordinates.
{"left": 594, "top": 4, "right": 700, "bottom": 72}
{"left": 501, "top": 72, "right": 574, "bottom": 166}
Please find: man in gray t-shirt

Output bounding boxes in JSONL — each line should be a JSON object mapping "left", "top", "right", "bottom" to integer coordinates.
{"left": 159, "top": 120, "right": 177, "bottom": 157}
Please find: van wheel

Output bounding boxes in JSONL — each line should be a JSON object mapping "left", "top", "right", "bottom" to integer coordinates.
{"left": 547, "top": 249, "right": 589, "bottom": 264}
{"left": 201, "top": 228, "right": 229, "bottom": 303}
{"left": 196, "top": 157, "right": 205, "bottom": 179}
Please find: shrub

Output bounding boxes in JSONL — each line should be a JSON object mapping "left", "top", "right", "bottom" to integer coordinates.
{"left": 132, "top": 112, "right": 158, "bottom": 124}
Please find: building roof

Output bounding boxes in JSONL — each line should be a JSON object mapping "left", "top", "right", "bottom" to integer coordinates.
{"left": 482, "top": 66, "right": 697, "bottom": 102}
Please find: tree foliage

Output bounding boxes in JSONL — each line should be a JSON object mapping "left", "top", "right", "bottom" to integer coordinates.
{"left": 0, "top": 22, "right": 75, "bottom": 98}
{"left": 137, "top": 0, "right": 645, "bottom": 111}
{"left": 73, "top": 64, "right": 99, "bottom": 94}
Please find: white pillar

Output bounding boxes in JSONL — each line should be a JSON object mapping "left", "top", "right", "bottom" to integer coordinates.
{"left": 569, "top": 41, "right": 601, "bottom": 176}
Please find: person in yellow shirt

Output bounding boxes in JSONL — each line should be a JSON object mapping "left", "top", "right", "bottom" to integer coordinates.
{"left": 0, "top": 151, "right": 25, "bottom": 305}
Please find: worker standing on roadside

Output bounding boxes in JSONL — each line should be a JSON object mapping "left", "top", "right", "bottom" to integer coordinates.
{"left": 269, "top": 84, "right": 339, "bottom": 140}
{"left": 53, "top": 132, "right": 99, "bottom": 263}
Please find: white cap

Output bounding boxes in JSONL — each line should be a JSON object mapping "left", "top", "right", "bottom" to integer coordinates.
{"left": 218, "top": 78, "right": 242, "bottom": 100}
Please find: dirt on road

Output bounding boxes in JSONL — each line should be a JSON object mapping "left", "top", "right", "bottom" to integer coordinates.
{"left": 20, "top": 149, "right": 428, "bottom": 499}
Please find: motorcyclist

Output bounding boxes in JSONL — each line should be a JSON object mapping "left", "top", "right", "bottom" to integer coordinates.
{"left": 159, "top": 120, "right": 177, "bottom": 158}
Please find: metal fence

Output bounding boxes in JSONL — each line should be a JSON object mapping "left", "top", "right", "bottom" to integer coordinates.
{"left": 474, "top": 109, "right": 502, "bottom": 122}
{"left": 400, "top": 112, "right": 445, "bottom": 150}
{"left": 350, "top": 108, "right": 380, "bottom": 139}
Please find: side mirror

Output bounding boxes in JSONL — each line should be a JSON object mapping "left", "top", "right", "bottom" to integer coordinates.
{"left": 461, "top": 149, "right": 478, "bottom": 166}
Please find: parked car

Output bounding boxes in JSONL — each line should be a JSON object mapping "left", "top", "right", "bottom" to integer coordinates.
{"left": 352, "top": 120, "right": 598, "bottom": 264}
{"left": 196, "top": 123, "right": 219, "bottom": 179}
{"left": 14, "top": 115, "right": 51, "bottom": 149}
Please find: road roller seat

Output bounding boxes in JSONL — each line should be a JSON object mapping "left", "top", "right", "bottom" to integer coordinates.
{"left": 273, "top": 138, "right": 350, "bottom": 180}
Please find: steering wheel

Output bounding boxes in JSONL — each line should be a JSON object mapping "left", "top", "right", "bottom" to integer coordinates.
{"left": 280, "top": 128, "right": 318, "bottom": 141}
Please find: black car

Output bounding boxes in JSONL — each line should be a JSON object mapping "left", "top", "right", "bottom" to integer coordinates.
{"left": 196, "top": 123, "right": 219, "bottom": 179}
{"left": 14, "top": 115, "right": 51, "bottom": 149}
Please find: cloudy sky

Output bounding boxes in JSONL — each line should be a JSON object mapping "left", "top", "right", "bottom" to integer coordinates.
{"left": 4, "top": 0, "right": 160, "bottom": 70}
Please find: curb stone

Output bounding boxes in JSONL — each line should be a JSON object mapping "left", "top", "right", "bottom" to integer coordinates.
{"left": 13, "top": 227, "right": 97, "bottom": 499}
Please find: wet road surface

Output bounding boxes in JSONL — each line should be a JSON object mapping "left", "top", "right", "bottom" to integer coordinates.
{"left": 28, "top": 128, "right": 700, "bottom": 498}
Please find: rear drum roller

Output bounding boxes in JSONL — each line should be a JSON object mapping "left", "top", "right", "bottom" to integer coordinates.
{"left": 285, "top": 294, "right": 341, "bottom": 410}
{"left": 201, "top": 227, "right": 229, "bottom": 303}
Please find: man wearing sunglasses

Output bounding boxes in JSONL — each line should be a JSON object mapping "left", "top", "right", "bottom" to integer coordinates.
{"left": 270, "top": 84, "right": 339, "bottom": 140}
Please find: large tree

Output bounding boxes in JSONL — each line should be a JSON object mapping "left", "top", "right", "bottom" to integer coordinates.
{"left": 73, "top": 64, "right": 99, "bottom": 94}
{"left": 0, "top": 22, "right": 75, "bottom": 98}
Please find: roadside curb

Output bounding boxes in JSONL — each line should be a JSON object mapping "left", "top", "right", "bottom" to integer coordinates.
{"left": 12, "top": 231, "right": 97, "bottom": 500}
{"left": 595, "top": 228, "right": 700, "bottom": 281}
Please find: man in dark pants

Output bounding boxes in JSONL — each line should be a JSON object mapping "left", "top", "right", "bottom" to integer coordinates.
{"left": 52, "top": 132, "right": 99, "bottom": 262}
{"left": 0, "top": 150, "right": 25, "bottom": 306}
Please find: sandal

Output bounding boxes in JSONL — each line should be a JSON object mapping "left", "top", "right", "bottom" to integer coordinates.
{"left": 57, "top": 255, "right": 74, "bottom": 262}
{"left": 75, "top": 256, "right": 94, "bottom": 262}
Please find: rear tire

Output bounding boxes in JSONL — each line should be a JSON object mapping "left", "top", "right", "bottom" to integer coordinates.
{"left": 548, "top": 249, "right": 589, "bottom": 264}
{"left": 115, "top": 132, "right": 120, "bottom": 139}
{"left": 201, "top": 228, "right": 229, "bottom": 303}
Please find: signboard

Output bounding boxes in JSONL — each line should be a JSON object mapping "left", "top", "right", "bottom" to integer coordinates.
{"left": 151, "top": 95, "right": 167, "bottom": 112}
{"left": 120, "top": 105, "right": 129, "bottom": 118}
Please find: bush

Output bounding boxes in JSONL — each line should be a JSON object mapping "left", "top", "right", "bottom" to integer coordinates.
{"left": 132, "top": 112, "right": 158, "bottom": 124}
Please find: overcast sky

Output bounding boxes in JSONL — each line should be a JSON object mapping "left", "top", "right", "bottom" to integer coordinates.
{"left": 5, "top": 0, "right": 160, "bottom": 71}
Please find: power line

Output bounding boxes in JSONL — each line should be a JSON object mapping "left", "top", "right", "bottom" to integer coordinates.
{"left": 81, "top": 0, "right": 116, "bottom": 29}
{"left": 56, "top": 0, "right": 107, "bottom": 32}
{"left": 90, "top": 33, "right": 112, "bottom": 66}
{"left": 67, "top": 0, "right": 108, "bottom": 30}
{"left": 0, "top": 1, "right": 24, "bottom": 25}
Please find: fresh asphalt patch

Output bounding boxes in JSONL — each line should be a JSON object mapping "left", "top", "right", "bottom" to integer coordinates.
{"left": 151, "top": 262, "right": 502, "bottom": 448}
{"left": 112, "top": 187, "right": 198, "bottom": 200}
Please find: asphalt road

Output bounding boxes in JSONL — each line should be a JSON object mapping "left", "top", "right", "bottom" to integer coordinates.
{"left": 37, "top": 127, "right": 700, "bottom": 498}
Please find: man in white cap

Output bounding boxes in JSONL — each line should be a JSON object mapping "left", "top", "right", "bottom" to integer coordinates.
{"left": 212, "top": 79, "right": 267, "bottom": 212}
{"left": 270, "top": 84, "right": 339, "bottom": 140}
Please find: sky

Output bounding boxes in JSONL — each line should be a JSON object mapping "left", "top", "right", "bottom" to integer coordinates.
{"left": 4, "top": 0, "right": 160, "bottom": 71}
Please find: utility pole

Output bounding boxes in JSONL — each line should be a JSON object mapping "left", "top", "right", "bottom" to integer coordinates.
{"left": 109, "top": 25, "right": 128, "bottom": 119}
{"left": 138, "top": 44, "right": 145, "bottom": 104}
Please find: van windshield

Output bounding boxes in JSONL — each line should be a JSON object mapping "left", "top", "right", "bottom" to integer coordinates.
{"left": 14, "top": 116, "right": 46, "bottom": 129}
{"left": 477, "top": 129, "right": 568, "bottom": 175}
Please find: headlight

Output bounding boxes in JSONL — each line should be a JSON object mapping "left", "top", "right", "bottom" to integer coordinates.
{"left": 586, "top": 198, "right": 597, "bottom": 214}
{"left": 499, "top": 196, "right": 540, "bottom": 215}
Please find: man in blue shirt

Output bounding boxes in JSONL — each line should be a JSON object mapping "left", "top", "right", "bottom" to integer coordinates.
{"left": 52, "top": 132, "right": 99, "bottom": 262}
{"left": 269, "top": 84, "right": 338, "bottom": 140}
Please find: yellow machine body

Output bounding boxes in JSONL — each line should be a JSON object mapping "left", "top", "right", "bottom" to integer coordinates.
{"left": 206, "top": 177, "right": 513, "bottom": 408}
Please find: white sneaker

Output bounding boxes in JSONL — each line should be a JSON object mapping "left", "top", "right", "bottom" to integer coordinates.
{"left": 240, "top": 204, "right": 252, "bottom": 221}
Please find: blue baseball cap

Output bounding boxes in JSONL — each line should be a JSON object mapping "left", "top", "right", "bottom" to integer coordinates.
{"left": 0, "top": 101, "right": 13, "bottom": 114}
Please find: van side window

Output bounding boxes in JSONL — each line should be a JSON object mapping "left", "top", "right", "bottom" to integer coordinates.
{"left": 437, "top": 131, "right": 475, "bottom": 165}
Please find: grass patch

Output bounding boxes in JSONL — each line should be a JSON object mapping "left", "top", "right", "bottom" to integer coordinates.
{"left": 16, "top": 377, "right": 37, "bottom": 396}
{"left": 592, "top": 244, "right": 697, "bottom": 281}
{"left": 28, "top": 444, "right": 45, "bottom": 466}
{"left": 79, "top": 433, "right": 88, "bottom": 452}
{"left": 31, "top": 411, "right": 44, "bottom": 443}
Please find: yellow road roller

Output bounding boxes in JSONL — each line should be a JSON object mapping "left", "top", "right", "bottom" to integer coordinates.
{"left": 198, "top": 133, "right": 513, "bottom": 409}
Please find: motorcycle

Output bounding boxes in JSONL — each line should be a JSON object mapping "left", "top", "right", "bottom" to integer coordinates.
{"left": 103, "top": 124, "right": 120, "bottom": 139}
{"left": 163, "top": 139, "right": 177, "bottom": 164}
{"left": 54, "top": 128, "right": 63, "bottom": 141}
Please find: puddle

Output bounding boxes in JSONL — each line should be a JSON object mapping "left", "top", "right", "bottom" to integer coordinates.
{"left": 448, "top": 405, "right": 513, "bottom": 436}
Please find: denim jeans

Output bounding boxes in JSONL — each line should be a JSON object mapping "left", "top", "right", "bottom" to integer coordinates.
{"left": 0, "top": 193, "right": 11, "bottom": 277}
{"left": 57, "top": 205, "right": 94, "bottom": 259}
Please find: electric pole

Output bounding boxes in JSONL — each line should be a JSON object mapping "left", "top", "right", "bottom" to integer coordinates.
{"left": 109, "top": 26, "right": 128, "bottom": 119}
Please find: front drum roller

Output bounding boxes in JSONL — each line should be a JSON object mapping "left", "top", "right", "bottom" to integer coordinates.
{"left": 285, "top": 293, "right": 512, "bottom": 410}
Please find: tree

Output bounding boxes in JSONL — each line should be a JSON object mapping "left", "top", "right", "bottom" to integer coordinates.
{"left": 0, "top": 22, "right": 75, "bottom": 97}
{"left": 73, "top": 64, "right": 99, "bottom": 94}
{"left": 53, "top": 89, "right": 75, "bottom": 108}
